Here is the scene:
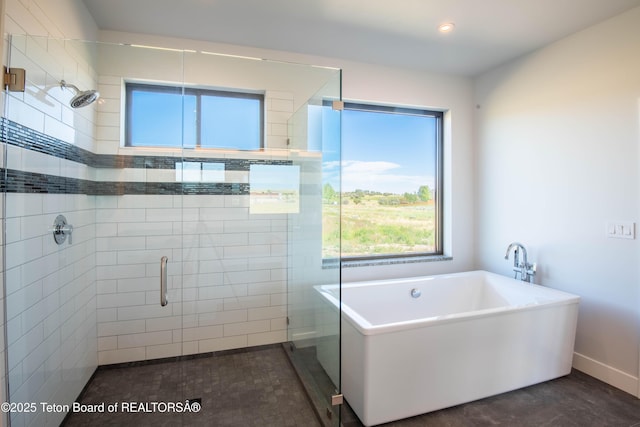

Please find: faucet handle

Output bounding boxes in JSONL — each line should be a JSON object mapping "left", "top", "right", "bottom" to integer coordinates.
{"left": 52, "top": 215, "right": 73, "bottom": 245}
{"left": 525, "top": 262, "right": 537, "bottom": 283}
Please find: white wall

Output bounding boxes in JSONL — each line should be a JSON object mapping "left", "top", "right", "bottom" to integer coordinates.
{"left": 338, "top": 61, "right": 475, "bottom": 281}
{"left": 475, "top": 6, "right": 640, "bottom": 396}
{"left": 3, "top": 0, "right": 96, "bottom": 40}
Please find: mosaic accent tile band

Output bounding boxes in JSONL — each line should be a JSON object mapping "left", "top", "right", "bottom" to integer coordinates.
{"left": 1, "top": 117, "right": 291, "bottom": 170}
{"left": 0, "top": 118, "right": 287, "bottom": 195}
{"left": 0, "top": 168, "right": 250, "bottom": 195}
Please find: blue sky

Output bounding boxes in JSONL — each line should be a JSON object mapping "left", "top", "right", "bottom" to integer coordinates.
{"left": 130, "top": 89, "right": 260, "bottom": 149}
{"left": 317, "top": 106, "right": 438, "bottom": 195}
{"left": 131, "top": 91, "right": 437, "bottom": 195}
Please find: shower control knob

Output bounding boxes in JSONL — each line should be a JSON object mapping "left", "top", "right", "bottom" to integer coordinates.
{"left": 52, "top": 215, "right": 73, "bottom": 245}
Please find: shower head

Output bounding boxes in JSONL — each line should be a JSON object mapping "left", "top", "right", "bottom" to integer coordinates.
{"left": 60, "top": 80, "right": 100, "bottom": 108}
{"left": 70, "top": 90, "right": 99, "bottom": 108}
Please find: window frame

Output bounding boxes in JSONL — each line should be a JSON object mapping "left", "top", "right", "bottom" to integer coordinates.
{"left": 337, "top": 101, "right": 444, "bottom": 262}
{"left": 125, "top": 82, "right": 265, "bottom": 149}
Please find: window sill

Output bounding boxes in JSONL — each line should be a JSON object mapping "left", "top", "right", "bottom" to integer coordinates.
{"left": 322, "top": 255, "right": 453, "bottom": 269}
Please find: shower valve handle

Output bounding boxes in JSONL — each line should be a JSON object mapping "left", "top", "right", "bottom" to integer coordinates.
{"left": 52, "top": 215, "right": 73, "bottom": 245}
{"left": 56, "top": 224, "right": 73, "bottom": 244}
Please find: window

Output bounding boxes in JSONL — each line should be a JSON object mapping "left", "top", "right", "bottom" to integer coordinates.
{"left": 125, "top": 83, "right": 264, "bottom": 149}
{"left": 323, "top": 102, "right": 443, "bottom": 260}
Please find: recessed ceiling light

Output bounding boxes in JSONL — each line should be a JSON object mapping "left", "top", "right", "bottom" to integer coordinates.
{"left": 438, "top": 22, "right": 455, "bottom": 33}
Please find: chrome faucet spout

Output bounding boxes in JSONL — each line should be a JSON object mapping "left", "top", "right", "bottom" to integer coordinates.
{"left": 504, "top": 242, "right": 536, "bottom": 283}
{"left": 505, "top": 242, "right": 527, "bottom": 265}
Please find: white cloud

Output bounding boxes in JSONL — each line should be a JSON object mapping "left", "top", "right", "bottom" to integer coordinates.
{"left": 320, "top": 160, "right": 434, "bottom": 194}
{"left": 322, "top": 160, "right": 435, "bottom": 194}
{"left": 342, "top": 160, "right": 400, "bottom": 174}
{"left": 322, "top": 161, "right": 342, "bottom": 170}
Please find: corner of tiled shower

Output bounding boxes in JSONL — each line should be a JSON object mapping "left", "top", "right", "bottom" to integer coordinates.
{"left": 0, "top": 3, "right": 344, "bottom": 426}
{"left": 1, "top": 30, "right": 312, "bottom": 427}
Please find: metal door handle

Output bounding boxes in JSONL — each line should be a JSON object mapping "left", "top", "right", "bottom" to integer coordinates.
{"left": 160, "top": 256, "right": 168, "bottom": 306}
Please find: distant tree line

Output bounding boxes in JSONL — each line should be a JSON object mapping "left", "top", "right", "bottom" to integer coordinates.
{"left": 322, "top": 183, "right": 431, "bottom": 205}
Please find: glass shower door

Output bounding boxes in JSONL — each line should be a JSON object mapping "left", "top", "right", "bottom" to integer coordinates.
{"left": 286, "top": 73, "right": 342, "bottom": 425}
{"left": 95, "top": 40, "right": 192, "bottom": 424}
{"left": 177, "top": 50, "right": 343, "bottom": 424}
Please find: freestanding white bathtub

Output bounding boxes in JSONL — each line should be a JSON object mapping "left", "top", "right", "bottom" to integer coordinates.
{"left": 315, "top": 270, "right": 580, "bottom": 426}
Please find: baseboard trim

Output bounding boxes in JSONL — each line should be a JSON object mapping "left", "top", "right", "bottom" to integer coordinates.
{"left": 573, "top": 352, "right": 639, "bottom": 398}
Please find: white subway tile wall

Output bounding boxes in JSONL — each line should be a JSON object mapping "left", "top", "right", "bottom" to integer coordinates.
{"left": 4, "top": 193, "right": 98, "bottom": 427}
{"left": 3, "top": 2, "right": 101, "bottom": 426}
{"left": 4, "top": 8, "right": 301, "bottom": 371}
{"left": 90, "top": 63, "right": 295, "bottom": 364}
{"left": 94, "top": 193, "right": 290, "bottom": 364}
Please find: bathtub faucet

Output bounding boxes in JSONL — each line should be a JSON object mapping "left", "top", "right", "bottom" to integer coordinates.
{"left": 504, "top": 242, "right": 537, "bottom": 283}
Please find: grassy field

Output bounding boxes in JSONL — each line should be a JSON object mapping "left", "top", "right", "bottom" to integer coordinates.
{"left": 323, "top": 197, "right": 436, "bottom": 258}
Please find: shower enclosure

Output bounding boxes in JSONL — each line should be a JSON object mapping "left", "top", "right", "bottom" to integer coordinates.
{"left": 1, "top": 35, "right": 341, "bottom": 426}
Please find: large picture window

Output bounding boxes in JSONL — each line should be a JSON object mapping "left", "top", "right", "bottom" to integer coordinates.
{"left": 323, "top": 102, "right": 443, "bottom": 260}
{"left": 125, "top": 83, "right": 264, "bottom": 149}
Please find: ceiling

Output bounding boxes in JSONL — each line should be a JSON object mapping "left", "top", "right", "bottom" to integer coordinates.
{"left": 82, "top": 0, "right": 640, "bottom": 76}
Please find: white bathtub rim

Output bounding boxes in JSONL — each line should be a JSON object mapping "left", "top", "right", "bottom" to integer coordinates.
{"left": 335, "top": 269, "right": 578, "bottom": 295}
{"left": 340, "top": 297, "right": 579, "bottom": 335}
{"left": 315, "top": 270, "right": 580, "bottom": 336}
{"left": 320, "top": 270, "right": 580, "bottom": 299}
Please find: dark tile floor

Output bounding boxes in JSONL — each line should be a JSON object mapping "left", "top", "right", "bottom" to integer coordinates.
{"left": 63, "top": 345, "right": 320, "bottom": 427}
{"left": 63, "top": 343, "right": 640, "bottom": 427}
{"left": 290, "top": 344, "right": 640, "bottom": 427}
{"left": 341, "top": 369, "right": 640, "bottom": 427}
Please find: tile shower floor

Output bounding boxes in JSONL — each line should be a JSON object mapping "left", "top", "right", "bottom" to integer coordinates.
{"left": 63, "top": 345, "right": 320, "bottom": 427}
{"left": 63, "top": 344, "right": 640, "bottom": 427}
